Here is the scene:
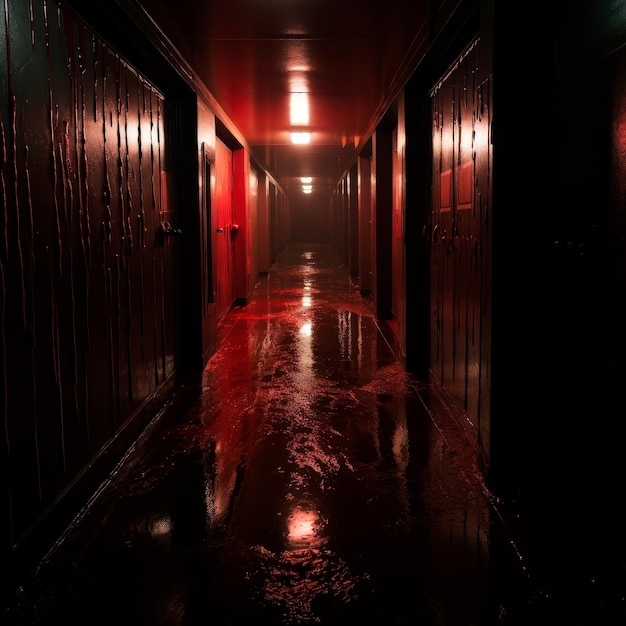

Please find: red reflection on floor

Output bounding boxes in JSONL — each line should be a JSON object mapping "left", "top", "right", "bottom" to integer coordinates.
{"left": 4, "top": 244, "right": 582, "bottom": 625}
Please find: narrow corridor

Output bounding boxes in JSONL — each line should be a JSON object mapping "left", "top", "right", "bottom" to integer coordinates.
{"left": 3, "top": 244, "right": 591, "bottom": 625}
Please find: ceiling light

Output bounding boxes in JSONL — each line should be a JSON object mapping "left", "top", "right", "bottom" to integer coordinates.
{"left": 290, "top": 92, "right": 309, "bottom": 125}
{"left": 291, "top": 132, "right": 310, "bottom": 144}
{"left": 301, "top": 177, "right": 312, "bottom": 183}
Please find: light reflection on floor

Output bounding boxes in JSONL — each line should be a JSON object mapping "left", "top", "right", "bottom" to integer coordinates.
{"left": 3, "top": 243, "right": 564, "bottom": 625}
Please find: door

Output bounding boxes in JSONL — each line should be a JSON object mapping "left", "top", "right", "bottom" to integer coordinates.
{"left": 429, "top": 39, "right": 490, "bottom": 438}
{"left": 214, "top": 137, "right": 235, "bottom": 320}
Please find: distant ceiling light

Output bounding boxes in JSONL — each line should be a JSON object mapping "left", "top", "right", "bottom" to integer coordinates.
{"left": 301, "top": 177, "right": 312, "bottom": 183}
{"left": 302, "top": 184, "right": 312, "bottom": 191}
{"left": 290, "top": 92, "right": 309, "bottom": 125}
{"left": 303, "top": 188, "right": 312, "bottom": 194}
{"left": 291, "top": 132, "right": 310, "bottom": 144}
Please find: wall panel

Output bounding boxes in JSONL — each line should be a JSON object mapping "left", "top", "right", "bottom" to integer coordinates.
{"left": 0, "top": 0, "right": 180, "bottom": 568}
{"left": 429, "top": 39, "right": 491, "bottom": 442}
{"left": 214, "top": 137, "right": 234, "bottom": 319}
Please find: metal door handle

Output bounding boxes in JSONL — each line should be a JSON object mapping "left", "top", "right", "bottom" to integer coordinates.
{"left": 160, "top": 221, "right": 182, "bottom": 237}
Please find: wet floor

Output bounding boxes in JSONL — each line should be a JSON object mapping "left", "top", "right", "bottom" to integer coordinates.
{"left": 2, "top": 243, "right": 619, "bottom": 625}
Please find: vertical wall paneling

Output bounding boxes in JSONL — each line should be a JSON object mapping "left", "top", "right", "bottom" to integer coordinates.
{"left": 392, "top": 121, "right": 406, "bottom": 346}
{"left": 200, "top": 142, "right": 216, "bottom": 361}
{"left": 214, "top": 137, "right": 234, "bottom": 320}
{"left": 396, "top": 94, "right": 409, "bottom": 359}
{"left": 257, "top": 173, "right": 270, "bottom": 275}
{"left": 276, "top": 188, "right": 289, "bottom": 255}
{"left": 430, "top": 71, "right": 454, "bottom": 389}
{"left": 357, "top": 155, "right": 373, "bottom": 296}
{"left": 348, "top": 164, "right": 359, "bottom": 279}
{"left": 269, "top": 182, "right": 277, "bottom": 265}
{"left": 475, "top": 57, "right": 492, "bottom": 461}
{"left": 329, "top": 188, "right": 337, "bottom": 256}
{"left": 0, "top": 0, "right": 180, "bottom": 569}
{"left": 342, "top": 178, "right": 349, "bottom": 267}
{"left": 330, "top": 185, "right": 342, "bottom": 257}
{"left": 373, "top": 129, "right": 393, "bottom": 320}
{"left": 201, "top": 144, "right": 214, "bottom": 315}
{"left": 232, "top": 148, "right": 250, "bottom": 304}
{"left": 248, "top": 166, "right": 259, "bottom": 289}
{"left": 429, "top": 39, "right": 490, "bottom": 444}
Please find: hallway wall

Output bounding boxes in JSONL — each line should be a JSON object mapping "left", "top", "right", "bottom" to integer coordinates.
{"left": 214, "top": 137, "right": 235, "bottom": 319}
{"left": 0, "top": 0, "right": 184, "bottom": 572}
{"left": 0, "top": 0, "right": 285, "bottom": 585}
{"left": 5, "top": 0, "right": 626, "bottom": 601}
{"left": 337, "top": 2, "right": 626, "bottom": 566}
{"left": 429, "top": 38, "right": 492, "bottom": 461}
{"left": 197, "top": 107, "right": 218, "bottom": 363}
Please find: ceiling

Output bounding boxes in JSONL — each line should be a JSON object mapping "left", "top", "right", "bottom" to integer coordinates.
{"left": 136, "top": 0, "right": 430, "bottom": 204}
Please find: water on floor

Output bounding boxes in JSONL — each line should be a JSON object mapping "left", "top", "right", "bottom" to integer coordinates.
{"left": 3, "top": 243, "right": 585, "bottom": 625}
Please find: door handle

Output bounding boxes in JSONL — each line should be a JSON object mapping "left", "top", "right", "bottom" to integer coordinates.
{"left": 160, "top": 222, "right": 182, "bottom": 237}
{"left": 157, "top": 221, "right": 182, "bottom": 246}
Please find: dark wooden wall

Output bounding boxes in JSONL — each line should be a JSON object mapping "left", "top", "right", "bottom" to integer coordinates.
{"left": 0, "top": 0, "right": 185, "bottom": 575}
{"left": 429, "top": 39, "right": 492, "bottom": 458}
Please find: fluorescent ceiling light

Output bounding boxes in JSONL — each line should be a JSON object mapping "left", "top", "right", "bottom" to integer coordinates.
{"left": 291, "top": 132, "right": 310, "bottom": 144}
{"left": 290, "top": 92, "right": 309, "bottom": 125}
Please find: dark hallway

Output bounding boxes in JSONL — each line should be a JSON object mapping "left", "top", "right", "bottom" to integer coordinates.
{"left": 4, "top": 2, "right": 626, "bottom": 624}
{"left": 3, "top": 243, "right": 621, "bottom": 626}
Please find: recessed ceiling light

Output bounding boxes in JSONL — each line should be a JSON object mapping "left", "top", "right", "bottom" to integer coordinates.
{"left": 291, "top": 132, "right": 311, "bottom": 144}
{"left": 290, "top": 93, "right": 309, "bottom": 125}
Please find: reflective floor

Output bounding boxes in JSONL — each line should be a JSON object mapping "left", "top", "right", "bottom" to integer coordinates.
{"left": 2, "top": 244, "right": 621, "bottom": 625}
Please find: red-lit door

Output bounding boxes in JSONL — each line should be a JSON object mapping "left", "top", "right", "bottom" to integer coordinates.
{"left": 430, "top": 40, "right": 491, "bottom": 436}
{"left": 431, "top": 73, "right": 455, "bottom": 391}
{"left": 215, "top": 137, "right": 235, "bottom": 320}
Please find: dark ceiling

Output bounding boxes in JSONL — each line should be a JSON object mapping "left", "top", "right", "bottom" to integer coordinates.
{"left": 137, "top": 0, "right": 430, "bottom": 204}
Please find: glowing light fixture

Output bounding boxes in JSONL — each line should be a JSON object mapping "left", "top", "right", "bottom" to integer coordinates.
{"left": 291, "top": 132, "right": 311, "bottom": 144}
{"left": 290, "top": 92, "right": 309, "bottom": 125}
{"left": 301, "top": 177, "right": 312, "bottom": 183}
{"left": 289, "top": 76, "right": 310, "bottom": 145}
